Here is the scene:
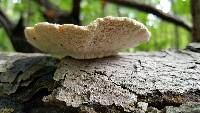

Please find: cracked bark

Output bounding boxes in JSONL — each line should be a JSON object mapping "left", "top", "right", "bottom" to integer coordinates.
{"left": 0, "top": 44, "right": 200, "bottom": 113}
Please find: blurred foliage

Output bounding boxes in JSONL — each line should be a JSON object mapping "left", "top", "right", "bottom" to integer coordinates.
{"left": 0, "top": 0, "right": 191, "bottom": 52}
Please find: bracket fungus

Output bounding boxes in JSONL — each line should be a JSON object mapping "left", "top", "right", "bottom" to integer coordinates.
{"left": 25, "top": 16, "right": 150, "bottom": 59}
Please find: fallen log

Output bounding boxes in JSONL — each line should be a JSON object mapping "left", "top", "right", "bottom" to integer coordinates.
{"left": 0, "top": 44, "right": 200, "bottom": 113}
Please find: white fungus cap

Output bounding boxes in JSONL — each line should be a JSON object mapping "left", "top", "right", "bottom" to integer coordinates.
{"left": 25, "top": 16, "right": 150, "bottom": 59}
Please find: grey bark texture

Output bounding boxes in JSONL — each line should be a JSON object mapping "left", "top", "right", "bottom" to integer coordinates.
{"left": 0, "top": 44, "right": 200, "bottom": 113}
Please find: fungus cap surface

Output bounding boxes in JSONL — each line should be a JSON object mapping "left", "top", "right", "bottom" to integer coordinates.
{"left": 25, "top": 16, "right": 150, "bottom": 59}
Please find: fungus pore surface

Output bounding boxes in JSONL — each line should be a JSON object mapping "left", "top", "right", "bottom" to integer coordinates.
{"left": 25, "top": 16, "right": 150, "bottom": 59}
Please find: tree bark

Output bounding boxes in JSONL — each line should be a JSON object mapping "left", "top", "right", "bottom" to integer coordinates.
{"left": 0, "top": 44, "right": 200, "bottom": 113}
{"left": 191, "top": 0, "right": 200, "bottom": 42}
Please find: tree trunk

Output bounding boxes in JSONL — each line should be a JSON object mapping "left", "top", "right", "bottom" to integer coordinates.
{"left": 191, "top": 0, "right": 200, "bottom": 42}
{"left": 0, "top": 44, "right": 200, "bottom": 113}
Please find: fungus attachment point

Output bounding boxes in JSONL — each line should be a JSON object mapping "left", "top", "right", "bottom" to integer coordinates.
{"left": 25, "top": 16, "right": 150, "bottom": 59}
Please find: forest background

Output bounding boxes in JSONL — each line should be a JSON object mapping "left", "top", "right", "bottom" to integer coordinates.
{"left": 0, "top": 0, "right": 195, "bottom": 53}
